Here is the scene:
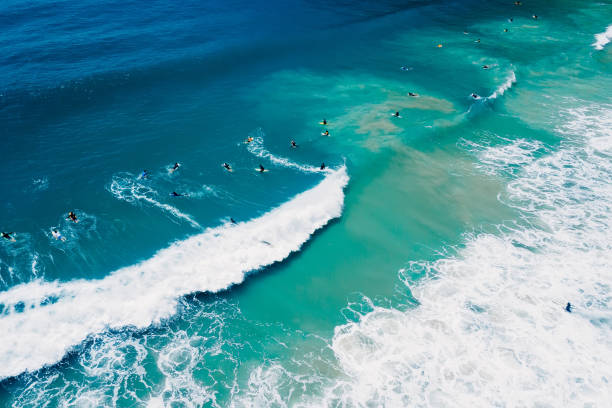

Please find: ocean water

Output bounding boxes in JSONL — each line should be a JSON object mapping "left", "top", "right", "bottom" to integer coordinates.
{"left": 1, "top": 0, "right": 611, "bottom": 406}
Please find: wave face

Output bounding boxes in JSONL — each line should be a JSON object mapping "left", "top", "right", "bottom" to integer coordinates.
{"left": 593, "top": 24, "right": 612, "bottom": 50}
{"left": 0, "top": 166, "right": 348, "bottom": 380}
{"left": 316, "top": 106, "right": 612, "bottom": 406}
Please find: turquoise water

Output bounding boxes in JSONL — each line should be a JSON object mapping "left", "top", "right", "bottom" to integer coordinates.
{"left": 1, "top": 0, "right": 612, "bottom": 406}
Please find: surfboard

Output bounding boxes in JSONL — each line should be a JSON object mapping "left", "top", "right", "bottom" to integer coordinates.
{"left": 254, "top": 168, "right": 269, "bottom": 173}
{"left": 321, "top": 132, "right": 330, "bottom": 136}
{"left": 319, "top": 122, "right": 327, "bottom": 125}
{"left": 391, "top": 114, "right": 402, "bottom": 118}
{"left": 222, "top": 164, "right": 233, "bottom": 172}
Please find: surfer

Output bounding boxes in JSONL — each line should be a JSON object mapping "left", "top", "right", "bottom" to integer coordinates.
{"left": 409, "top": 92, "right": 419, "bottom": 97}
{"left": 140, "top": 170, "right": 149, "bottom": 179}
{"left": 393, "top": 111, "right": 400, "bottom": 117}
{"left": 223, "top": 163, "right": 232, "bottom": 171}
{"left": 482, "top": 65, "right": 490, "bottom": 70}
{"left": 509, "top": 17, "right": 514, "bottom": 22}
{"left": 171, "top": 162, "right": 180, "bottom": 172}
{"left": 171, "top": 191, "right": 184, "bottom": 197}
{"left": 320, "top": 163, "right": 326, "bottom": 170}
{"left": 1, "top": 232, "right": 15, "bottom": 241}
{"left": 67, "top": 211, "right": 78, "bottom": 223}
{"left": 322, "top": 119, "right": 327, "bottom": 125}
{"left": 514, "top": 1, "right": 522, "bottom": 5}
{"left": 291, "top": 140, "right": 298, "bottom": 148}
{"left": 52, "top": 229, "right": 65, "bottom": 241}
{"left": 323, "top": 130, "right": 330, "bottom": 136}
{"left": 245, "top": 136, "right": 254, "bottom": 144}
{"left": 532, "top": 14, "right": 538, "bottom": 19}
{"left": 475, "top": 39, "right": 481, "bottom": 43}
{"left": 504, "top": 28, "right": 509, "bottom": 32}
{"left": 471, "top": 93, "right": 480, "bottom": 99}
{"left": 258, "top": 164, "right": 265, "bottom": 173}
{"left": 565, "top": 302, "right": 572, "bottom": 313}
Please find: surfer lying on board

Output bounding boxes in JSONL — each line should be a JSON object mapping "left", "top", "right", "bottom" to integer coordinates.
{"left": 1, "top": 232, "right": 15, "bottom": 241}
{"left": 52, "top": 229, "right": 65, "bottom": 241}
{"left": 245, "top": 136, "right": 254, "bottom": 144}
{"left": 223, "top": 163, "right": 232, "bottom": 171}
{"left": 171, "top": 162, "right": 180, "bottom": 172}
{"left": 171, "top": 191, "right": 185, "bottom": 197}
{"left": 291, "top": 140, "right": 297, "bottom": 148}
{"left": 322, "top": 130, "right": 330, "bottom": 136}
{"left": 67, "top": 211, "right": 78, "bottom": 223}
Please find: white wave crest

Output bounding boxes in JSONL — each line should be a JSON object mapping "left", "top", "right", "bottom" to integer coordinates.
{"left": 246, "top": 128, "right": 325, "bottom": 173}
{"left": 593, "top": 24, "right": 612, "bottom": 50}
{"left": 108, "top": 173, "right": 201, "bottom": 229}
{"left": 487, "top": 71, "right": 516, "bottom": 100}
{"left": 0, "top": 166, "right": 349, "bottom": 380}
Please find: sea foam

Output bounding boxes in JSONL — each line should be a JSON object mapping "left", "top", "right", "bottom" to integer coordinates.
{"left": 593, "top": 24, "right": 612, "bottom": 50}
{"left": 0, "top": 166, "right": 349, "bottom": 380}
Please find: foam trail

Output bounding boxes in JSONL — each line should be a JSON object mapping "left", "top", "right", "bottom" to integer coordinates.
{"left": 0, "top": 166, "right": 348, "bottom": 380}
{"left": 108, "top": 173, "right": 201, "bottom": 229}
{"left": 246, "top": 128, "right": 324, "bottom": 173}
{"left": 486, "top": 71, "right": 516, "bottom": 100}
{"left": 592, "top": 24, "right": 612, "bottom": 50}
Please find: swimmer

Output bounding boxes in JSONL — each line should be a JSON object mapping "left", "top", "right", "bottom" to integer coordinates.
{"left": 409, "top": 92, "right": 419, "bottom": 97}
{"left": 320, "top": 163, "right": 326, "bottom": 170}
{"left": 139, "top": 170, "right": 149, "bottom": 180}
{"left": 482, "top": 65, "right": 490, "bottom": 69}
{"left": 223, "top": 162, "right": 232, "bottom": 171}
{"left": 245, "top": 136, "right": 254, "bottom": 144}
{"left": 291, "top": 140, "right": 298, "bottom": 148}
{"left": 323, "top": 130, "right": 330, "bottom": 136}
{"left": 171, "top": 162, "right": 180, "bottom": 172}
{"left": 1, "top": 232, "right": 15, "bottom": 242}
{"left": 52, "top": 229, "right": 66, "bottom": 242}
{"left": 565, "top": 302, "right": 572, "bottom": 313}
{"left": 67, "top": 211, "right": 78, "bottom": 223}
{"left": 258, "top": 164, "right": 265, "bottom": 173}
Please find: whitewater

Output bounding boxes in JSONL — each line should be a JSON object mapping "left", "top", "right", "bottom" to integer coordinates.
{"left": 316, "top": 105, "right": 612, "bottom": 406}
{"left": 0, "top": 166, "right": 348, "bottom": 379}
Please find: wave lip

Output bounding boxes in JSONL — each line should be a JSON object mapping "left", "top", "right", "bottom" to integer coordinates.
{"left": 487, "top": 71, "right": 516, "bottom": 100}
{"left": 593, "top": 24, "right": 612, "bottom": 50}
{"left": 0, "top": 166, "right": 349, "bottom": 380}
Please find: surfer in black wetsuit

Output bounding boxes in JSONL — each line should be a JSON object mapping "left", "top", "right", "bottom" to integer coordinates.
{"left": 394, "top": 111, "right": 400, "bottom": 117}
{"left": 223, "top": 163, "right": 232, "bottom": 171}
{"left": 171, "top": 191, "right": 183, "bottom": 197}
{"left": 482, "top": 65, "right": 490, "bottom": 70}
{"left": 409, "top": 92, "right": 419, "bottom": 97}
{"left": 322, "top": 119, "right": 327, "bottom": 125}
{"left": 171, "top": 162, "right": 180, "bottom": 172}
{"left": 230, "top": 218, "right": 237, "bottom": 224}
{"left": 320, "top": 163, "right": 326, "bottom": 170}
{"left": 67, "top": 211, "right": 78, "bottom": 223}
{"left": 565, "top": 302, "right": 572, "bottom": 313}
{"left": 291, "top": 140, "right": 297, "bottom": 148}
{"left": 1, "top": 232, "right": 15, "bottom": 241}
{"left": 471, "top": 93, "right": 480, "bottom": 99}
{"left": 258, "top": 164, "right": 265, "bottom": 173}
